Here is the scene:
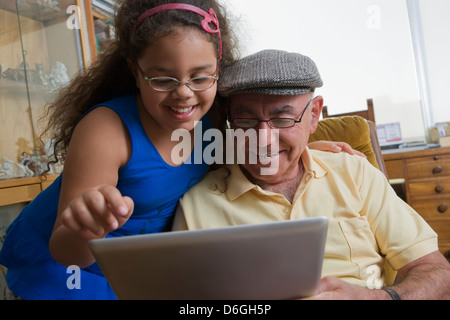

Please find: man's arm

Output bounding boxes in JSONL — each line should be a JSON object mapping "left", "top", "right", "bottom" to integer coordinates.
{"left": 389, "top": 251, "right": 450, "bottom": 299}
{"left": 308, "top": 251, "right": 450, "bottom": 300}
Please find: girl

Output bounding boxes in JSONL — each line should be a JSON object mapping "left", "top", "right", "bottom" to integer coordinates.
{"left": 0, "top": 0, "right": 236, "bottom": 300}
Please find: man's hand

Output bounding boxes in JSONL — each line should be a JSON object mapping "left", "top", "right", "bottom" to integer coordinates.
{"left": 305, "top": 277, "right": 389, "bottom": 300}
{"left": 305, "top": 252, "right": 450, "bottom": 300}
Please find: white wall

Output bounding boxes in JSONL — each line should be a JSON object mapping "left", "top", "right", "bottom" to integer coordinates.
{"left": 224, "top": 0, "right": 431, "bottom": 140}
{"left": 418, "top": 0, "right": 450, "bottom": 124}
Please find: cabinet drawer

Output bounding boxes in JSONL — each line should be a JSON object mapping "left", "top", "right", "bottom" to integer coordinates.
{"left": 410, "top": 198, "right": 450, "bottom": 219}
{"left": 408, "top": 178, "right": 450, "bottom": 197}
{"left": 406, "top": 154, "right": 450, "bottom": 180}
{"left": 0, "top": 184, "right": 41, "bottom": 206}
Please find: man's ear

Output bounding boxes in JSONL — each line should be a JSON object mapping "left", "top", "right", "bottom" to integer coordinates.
{"left": 127, "top": 59, "right": 140, "bottom": 89}
{"left": 310, "top": 95, "right": 324, "bottom": 134}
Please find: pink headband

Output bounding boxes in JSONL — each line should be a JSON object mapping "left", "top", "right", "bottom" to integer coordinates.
{"left": 132, "top": 3, "right": 222, "bottom": 60}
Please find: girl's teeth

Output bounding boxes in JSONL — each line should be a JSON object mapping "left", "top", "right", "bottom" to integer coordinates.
{"left": 170, "top": 106, "right": 194, "bottom": 114}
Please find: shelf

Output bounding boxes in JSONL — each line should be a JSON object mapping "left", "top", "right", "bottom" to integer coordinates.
{"left": 0, "top": 78, "right": 52, "bottom": 96}
{"left": 92, "top": 8, "right": 112, "bottom": 21}
{"left": 0, "top": 176, "right": 41, "bottom": 189}
{"left": 0, "top": 183, "right": 41, "bottom": 206}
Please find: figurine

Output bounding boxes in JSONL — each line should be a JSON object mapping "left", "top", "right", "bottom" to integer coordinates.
{"left": 14, "top": 162, "right": 34, "bottom": 178}
{"left": 0, "top": 164, "right": 6, "bottom": 180}
{"left": 35, "top": 63, "right": 49, "bottom": 87}
{"left": 2, "top": 68, "right": 24, "bottom": 82}
{"left": 21, "top": 152, "right": 31, "bottom": 167}
{"left": 50, "top": 61, "right": 70, "bottom": 88}
{"left": 1, "top": 157, "right": 16, "bottom": 180}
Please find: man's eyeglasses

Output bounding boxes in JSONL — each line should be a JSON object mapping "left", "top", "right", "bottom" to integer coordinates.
{"left": 136, "top": 63, "right": 219, "bottom": 92}
{"left": 231, "top": 98, "right": 313, "bottom": 129}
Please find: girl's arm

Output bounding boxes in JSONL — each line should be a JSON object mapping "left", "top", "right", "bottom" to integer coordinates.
{"left": 49, "top": 107, "right": 133, "bottom": 268}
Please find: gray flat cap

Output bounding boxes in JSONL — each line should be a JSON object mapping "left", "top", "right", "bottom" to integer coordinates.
{"left": 218, "top": 49, "right": 323, "bottom": 97}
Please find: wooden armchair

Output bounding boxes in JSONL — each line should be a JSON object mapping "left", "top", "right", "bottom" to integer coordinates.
{"left": 318, "top": 99, "right": 387, "bottom": 178}
{"left": 322, "top": 99, "right": 376, "bottom": 122}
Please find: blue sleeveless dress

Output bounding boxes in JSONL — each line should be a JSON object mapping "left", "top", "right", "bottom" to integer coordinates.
{"left": 0, "top": 94, "right": 211, "bottom": 299}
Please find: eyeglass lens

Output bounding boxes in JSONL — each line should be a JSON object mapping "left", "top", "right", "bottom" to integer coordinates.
{"left": 150, "top": 76, "right": 217, "bottom": 92}
{"left": 232, "top": 98, "right": 313, "bottom": 129}
{"left": 233, "top": 119, "right": 296, "bottom": 128}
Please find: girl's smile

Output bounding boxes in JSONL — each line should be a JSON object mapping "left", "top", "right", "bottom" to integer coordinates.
{"left": 168, "top": 104, "right": 198, "bottom": 120}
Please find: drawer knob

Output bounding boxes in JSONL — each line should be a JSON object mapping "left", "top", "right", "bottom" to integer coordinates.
{"left": 432, "top": 166, "right": 443, "bottom": 174}
{"left": 435, "top": 184, "right": 445, "bottom": 193}
{"left": 434, "top": 156, "right": 440, "bottom": 161}
{"left": 438, "top": 204, "right": 448, "bottom": 214}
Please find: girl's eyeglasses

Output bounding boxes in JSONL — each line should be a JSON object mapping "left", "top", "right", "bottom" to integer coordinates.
{"left": 136, "top": 63, "right": 219, "bottom": 92}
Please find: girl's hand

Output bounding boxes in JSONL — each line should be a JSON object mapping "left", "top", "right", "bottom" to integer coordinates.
{"left": 60, "top": 185, "right": 134, "bottom": 241}
{"left": 308, "top": 141, "right": 367, "bottom": 159}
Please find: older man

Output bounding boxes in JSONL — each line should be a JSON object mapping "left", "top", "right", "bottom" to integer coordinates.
{"left": 173, "top": 49, "right": 450, "bottom": 299}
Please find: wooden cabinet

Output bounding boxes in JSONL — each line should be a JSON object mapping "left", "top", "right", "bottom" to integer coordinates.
{"left": 384, "top": 147, "right": 450, "bottom": 257}
{"left": 0, "top": 175, "right": 58, "bottom": 207}
{"left": 0, "top": 1, "right": 113, "bottom": 207}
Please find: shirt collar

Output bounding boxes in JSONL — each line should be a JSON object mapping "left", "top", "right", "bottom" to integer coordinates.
{"left": 225, "top": 147, "right": 328, "bottom": 201}
{"left": 226, "top": 164, "right": 258, "bottom": 201}
{"left": 304, "top": 147, "right": 328, "bottom": 179}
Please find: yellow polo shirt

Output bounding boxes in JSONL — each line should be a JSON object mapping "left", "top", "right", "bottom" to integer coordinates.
{"left": 173, "top": 148, "right": 438, "bottom": 287}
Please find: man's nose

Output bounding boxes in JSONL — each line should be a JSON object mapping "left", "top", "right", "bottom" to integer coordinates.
{"left": 256, "top": 123, "right": 278, "bottom": 148}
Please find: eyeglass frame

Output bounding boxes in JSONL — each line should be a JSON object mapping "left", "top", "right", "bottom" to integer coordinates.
{"left": 135, "top": 62, "right": 219, "bottom": 92}
{"left": 230, "top": 98, "right": 314, "bottom": 129}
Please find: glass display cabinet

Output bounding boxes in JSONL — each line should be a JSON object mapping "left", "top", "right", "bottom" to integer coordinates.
{"left": 0, "top": 0, "right": 94, "bottom": 299}
{"left": 0, "top": 0, "right": 87, "bottom": 205}
{"left": 0, "top": 0, "right": 116, "bottom": 299}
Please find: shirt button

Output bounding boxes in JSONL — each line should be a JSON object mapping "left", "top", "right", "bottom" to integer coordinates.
{"left": 283, "top": 208, "right": 290, "bottom": 214}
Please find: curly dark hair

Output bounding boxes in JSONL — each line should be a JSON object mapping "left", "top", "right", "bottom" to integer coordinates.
{"left": 40, "top": 0, "right": 239, "bottom": 172}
